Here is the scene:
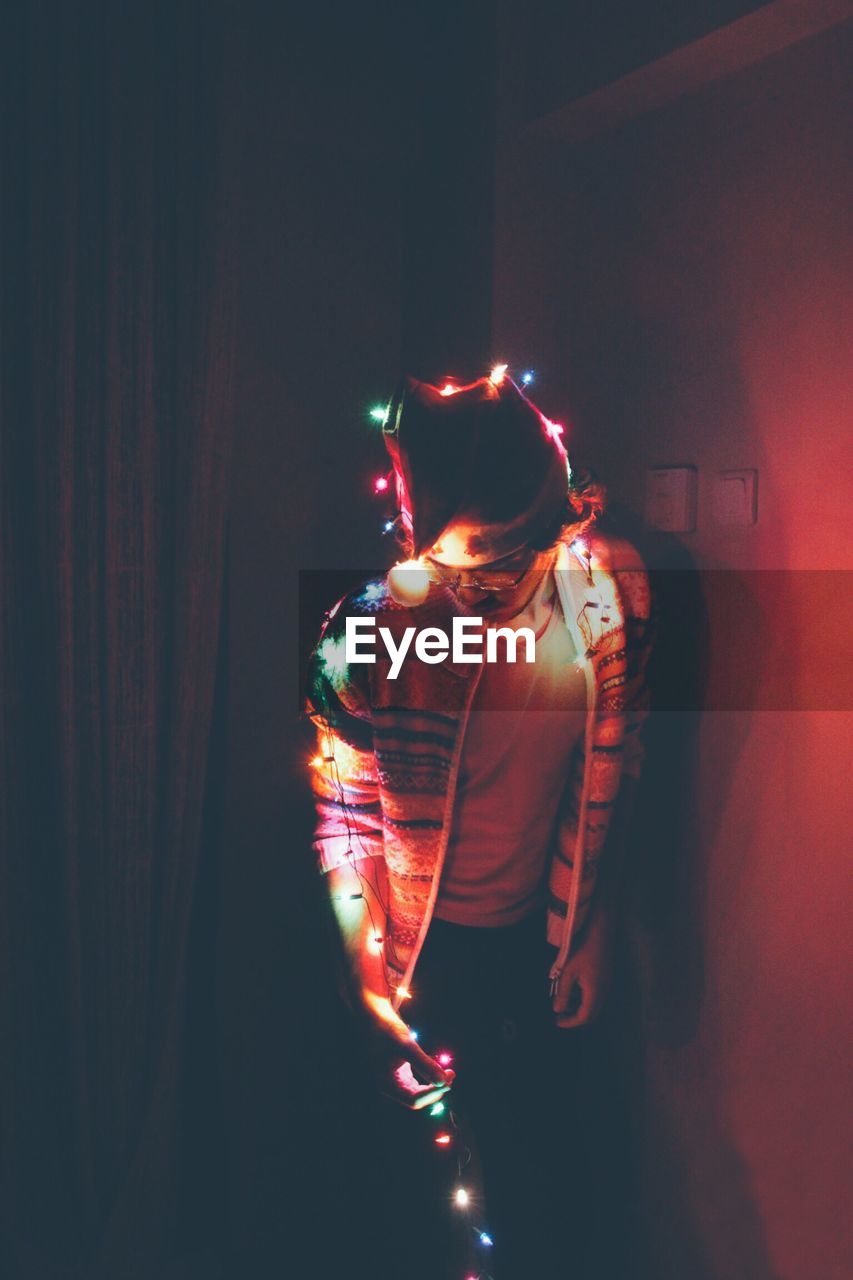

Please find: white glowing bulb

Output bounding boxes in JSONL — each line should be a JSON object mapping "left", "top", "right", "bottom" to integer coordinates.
{"left": 489, "top": 362, "right": 508, "bottom": 384}
{"left": 387, "top": 559, "right": 430, "bottom": 606}
{"left": 396, "top": 986, "right": 412, "bottom": 1001}
{"left": 454, "top": 1187, "right": 470, "bottom": 1209}
{"left": 440, "top": 382, "right": 457, "bottom": 396}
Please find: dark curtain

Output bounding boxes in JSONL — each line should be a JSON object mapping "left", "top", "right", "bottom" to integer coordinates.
{"left": 0, "top": 3, "right": 236, "bottom": 1275}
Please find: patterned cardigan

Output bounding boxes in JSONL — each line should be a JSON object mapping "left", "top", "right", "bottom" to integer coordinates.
{"left": 304, "top": 531, "right": 653, "bottom": 1010}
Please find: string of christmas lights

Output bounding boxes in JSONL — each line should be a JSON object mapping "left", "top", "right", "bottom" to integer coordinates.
{"left": 370, "top": 363, "right": 542, "bottom": 541}
{"left": 308, "top": 363, "right": 570, "bottom": 1276}
{"left": 309, "top": 680, "right": 497, "bottom": 1276}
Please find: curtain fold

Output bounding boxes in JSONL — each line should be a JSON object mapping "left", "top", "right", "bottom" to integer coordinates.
{"left": 0, "top": 2, "right": 237, "bottom": 1272}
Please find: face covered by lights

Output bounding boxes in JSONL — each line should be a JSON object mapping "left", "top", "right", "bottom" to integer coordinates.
{"left": 426, "top": 540, "right": 558, "bottom": 622}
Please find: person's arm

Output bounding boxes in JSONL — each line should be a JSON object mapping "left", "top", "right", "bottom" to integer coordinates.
{"left": 324, "top": 852, "right": 452, "bottom": 1106}
{"left": 550, "top": 775, "right": 635, "bottom": 1026}
{"left": 551, "top": 546, "right": 654, "bottom": 1026}
{"left": 305, "top": 605, "right": 453, "bottom": 1107}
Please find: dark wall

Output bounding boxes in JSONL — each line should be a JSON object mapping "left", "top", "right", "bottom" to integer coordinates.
{"left": 520, "top": 0, "right": 772, "bottom": 119}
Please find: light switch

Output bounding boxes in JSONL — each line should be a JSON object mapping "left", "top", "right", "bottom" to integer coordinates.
{"left": 714, "top": 469, "right": 757, "bottom": 525}
{"left": 645, "top": 466, "right": 697, "bottom": 533}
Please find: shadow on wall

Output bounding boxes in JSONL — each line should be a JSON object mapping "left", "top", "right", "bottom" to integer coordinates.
{"left": 604, "top": 507, "right": 782, "bottom": 1280}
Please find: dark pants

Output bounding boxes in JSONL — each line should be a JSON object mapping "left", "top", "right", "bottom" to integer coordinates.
{"left": 378, "top": 911, "right": 634, "bottom": 1280}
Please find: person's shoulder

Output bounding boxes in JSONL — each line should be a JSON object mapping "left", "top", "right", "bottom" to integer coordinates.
{"left": 565, "top": 527, "right": 651, "bottom": 626}
{"left": 323, "top": 575, "right": 395, "bottom": 627}
{"left": 306, "top": 576, "right": 392, "bottom": 710}
{"left": 311, "top": 571, "right": 437, "bottom": 662}
{"left": 583, "top": 527, "right": 647, "bottom": 575}
{"left": 311, "top": 574, "right": 393, "bottom": 664}
{"left": 317, "top": 571, "right": 455, "bottom": 643}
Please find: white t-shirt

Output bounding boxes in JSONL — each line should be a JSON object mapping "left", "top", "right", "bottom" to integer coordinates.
{"left": 435, "top": 569, "right": 588, "bottom": 927}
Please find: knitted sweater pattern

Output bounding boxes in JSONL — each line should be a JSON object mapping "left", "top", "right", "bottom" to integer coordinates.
{"left": 304, "top": 532, "right": 653, "bottom": 1008}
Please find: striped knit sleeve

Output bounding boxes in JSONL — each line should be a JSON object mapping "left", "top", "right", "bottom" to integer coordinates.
{"left": 546, "top": 534, "right": 653, "bottom": 950}
{"left": 304, "top": 601, "right": 384, "bottom": 874}
{"left": 612, "top": 548, "right": 654, "bottom": 781}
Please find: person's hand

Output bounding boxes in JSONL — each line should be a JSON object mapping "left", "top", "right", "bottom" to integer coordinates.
{"left": 362, "top": 998, "right": 455, "bottom": 1110}
{"left": 551, "top": 902, "right": 613, "bottom": 1029}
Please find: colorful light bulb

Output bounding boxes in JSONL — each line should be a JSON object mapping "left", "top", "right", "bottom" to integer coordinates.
{"left": 437, "top": 1051, "right": 453, "bottom": 1067}
{"left": 318, "top": 633, "right": 348, "bottom": 679}
{"left": 521, "top": 370, "right": 534, "bottom": 385}
{"left": 429, "top": 1102, "right": 445, "bottom": 1117}
{"left": 479, "top": 1232, "right": 494, "bottom": 1247}
{"left": 396, "top": 986, "right": 412, "bottom": 1001}
{"left": 434, "top": 1133, "right": 452, "bottom": 1146}
{"left": 383, "top": 519, "right": 395, "bottom": 533}
{"left": 439, "top": 382, "right": 457, "bottom": 396}
{"left": 374, "top": 475, "right": 389, "bottom": 493}
{"left": 369, "top": 405, "right": 389, "bottom": 424}
{"left": 489, "top": 363, "right": 508, "bottom": 384}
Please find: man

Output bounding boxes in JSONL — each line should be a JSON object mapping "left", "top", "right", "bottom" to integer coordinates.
{"left": 304, "top": 371, "right": 653, "bottom": 1277}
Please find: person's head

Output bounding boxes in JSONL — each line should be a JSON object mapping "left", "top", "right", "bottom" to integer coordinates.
{"left": 381, "top": 370, "right": 606, "bottom": 610}
{"left": 425, "top": 539, "right": 554, "bottom": 618}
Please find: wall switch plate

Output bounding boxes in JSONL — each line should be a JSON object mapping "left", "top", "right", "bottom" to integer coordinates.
{"left": 714, "top": 469, "right": 757, "bottom": 525}
{"left": 645, "top": 466, "right": 697, "bottom": 532}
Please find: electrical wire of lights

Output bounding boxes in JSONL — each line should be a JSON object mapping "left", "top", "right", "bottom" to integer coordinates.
{"left": 310, "top": 678, "right": 393, "bottom": 978}
{"left": 308, "top": 682, "right": 496, "bottom": 1274}
{"left": 305, "top": 363, "right": 572, "bottom": 1275}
